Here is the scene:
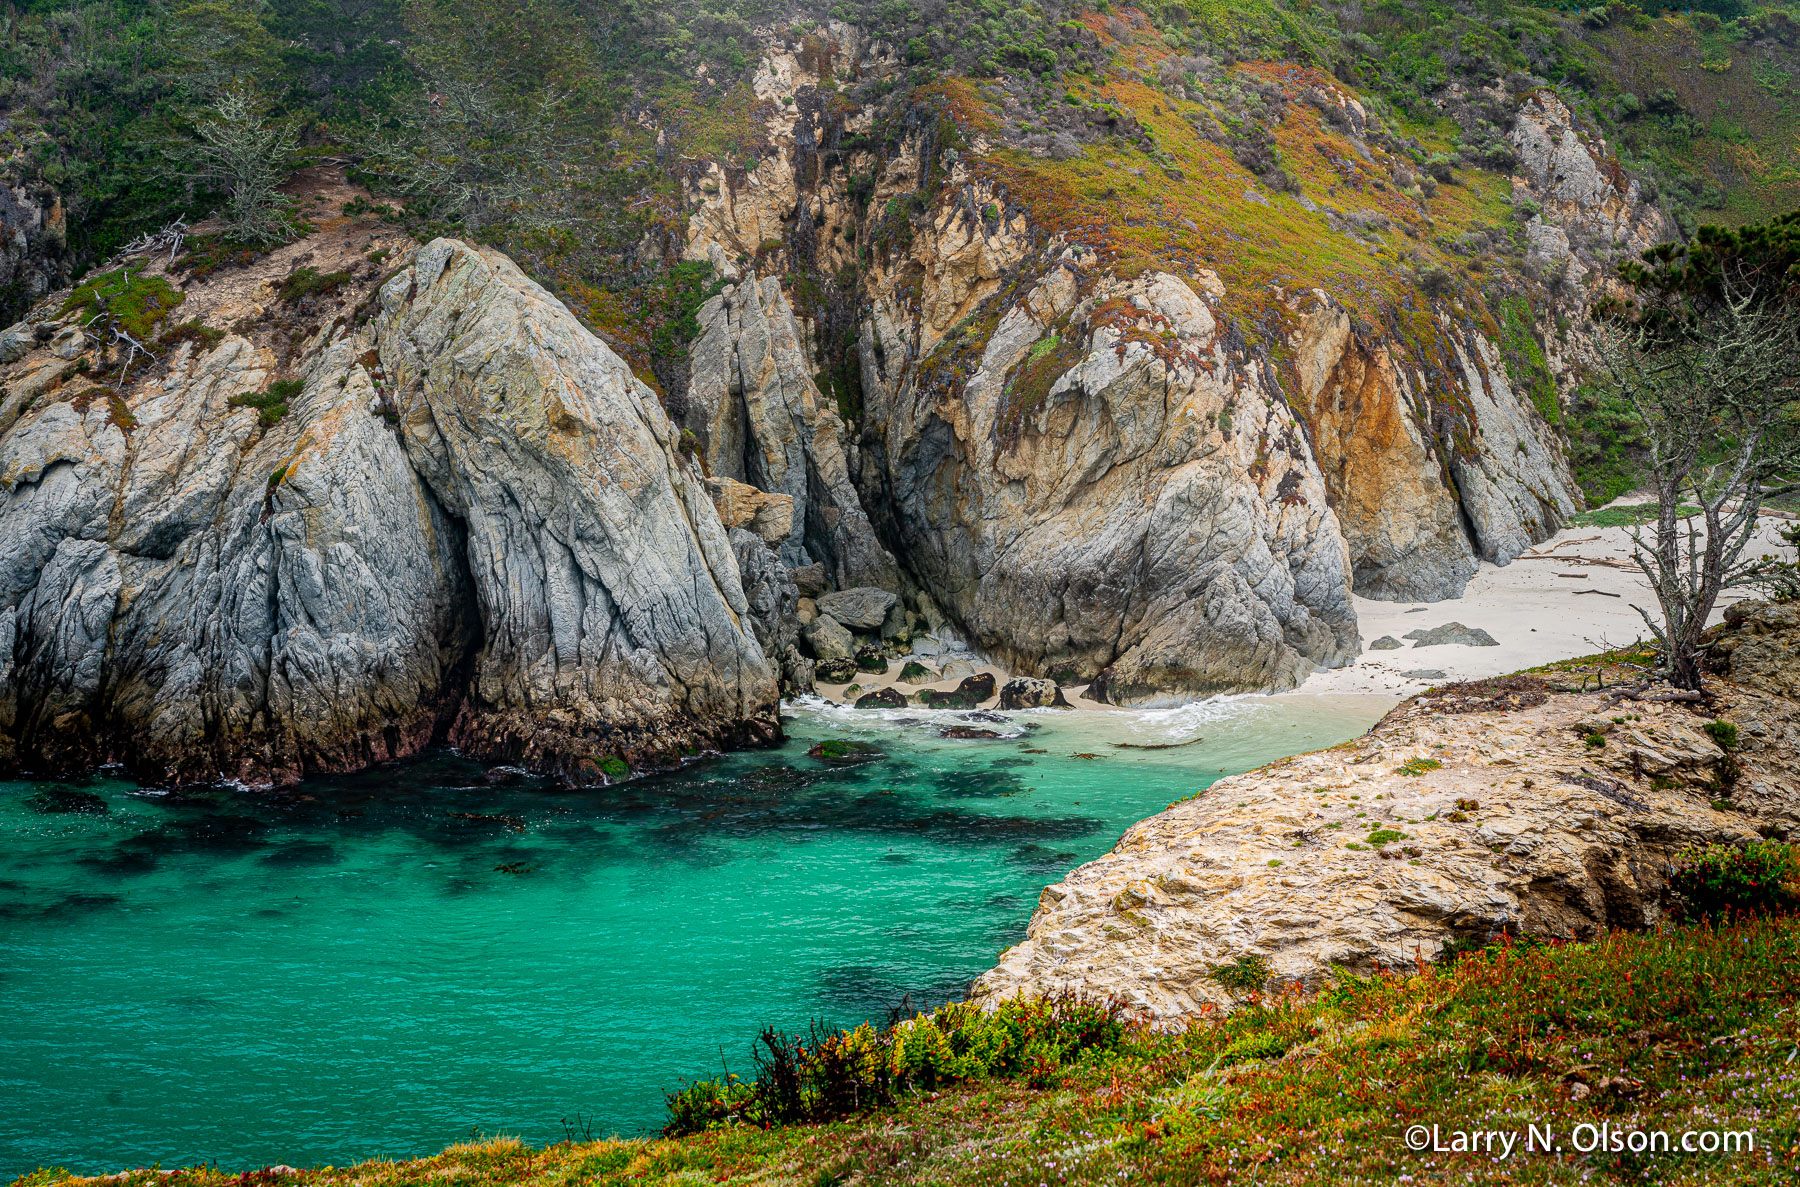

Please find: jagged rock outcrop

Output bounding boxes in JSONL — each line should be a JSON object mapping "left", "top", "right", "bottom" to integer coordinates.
{"left": 973, "top": 670, "right": 1796, "bottom": 1020}
{"left": 1289, "top": 297, "right": 1477, "bottom": 600}
{"left": 668, "top": 33, "right": 1624, "bottom": 697}
{"left": 687, "top": 274, "right": 899, "bottom": 589}
{"left": 1510, "top": 91, "right": 1672, "bottom": 275}
{"left": 1287, "top": 287, "right": 1582, "bottom": 599}
{"left": 0, "top": 181, "right": 70, "bottom": 327}
{"left": 859, "top": 259, "right": 1358, "bottom": 701}
{"left": 0, "top": 234, "right": 779, "bottom": 785}
{"left": 728, "top": 526, "right": 814, "bottom": 696}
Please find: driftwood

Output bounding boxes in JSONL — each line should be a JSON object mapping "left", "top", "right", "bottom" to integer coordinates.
{"left": 1599, "top": 680, "right": 1708, "bottom": 708}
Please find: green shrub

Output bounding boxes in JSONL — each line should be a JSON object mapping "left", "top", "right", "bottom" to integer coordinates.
{"left": 1219, "top": 1029, "right": 1290, "bottom": 1062}
{"left": 230, "top": 377, "right": 304, "bottom": 426}
{"left": 1395, "top": 757, "right": 1442, "bottom": 776}
{"left": 155, "top": 320, "right": 226, "bottom": 352}
{"left": 1666, "top": 842, "right": 1800, "bottom": 921}
{"left": 1210, "top": 954, "right": 1272, "bottom": 994}
{"left": 61, "top": 267, "right": 183, "bottom": 340}
{"left": 278, "top": 265, "right": 353, "bottom": 303}
{"left": 663, "top": 993, "right": 1126, "bottom": 1135}
{"left": 1703, "top": 719, "right": 1739, "bottom": 748}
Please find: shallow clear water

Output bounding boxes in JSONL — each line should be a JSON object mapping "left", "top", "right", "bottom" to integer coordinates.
{"left": 1, "top": 694, "right": 1386, "bottom": 1176}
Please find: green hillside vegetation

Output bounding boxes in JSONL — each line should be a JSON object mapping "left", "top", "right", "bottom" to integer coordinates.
{"left": 16, "top": 898, "right": 1798, "bottom": 1184}
{"left": 4, "top": 2, "right": 1796, "bottom": 335}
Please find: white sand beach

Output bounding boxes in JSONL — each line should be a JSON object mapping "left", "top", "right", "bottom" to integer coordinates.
{"left": 1298, "top": 504, "right": 1796, "bottom": 695}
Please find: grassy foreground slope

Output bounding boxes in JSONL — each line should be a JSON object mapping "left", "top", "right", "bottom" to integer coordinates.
{"left": 19, "top": 914, "right": 1798, "bottom": 1186}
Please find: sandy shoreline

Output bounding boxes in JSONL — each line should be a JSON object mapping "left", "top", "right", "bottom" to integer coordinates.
{"left": 811, "top": 501, "right": 1794, "bottom": 709}
{"left": 1298, "top": 505, "right": 1794, "bottom": 695}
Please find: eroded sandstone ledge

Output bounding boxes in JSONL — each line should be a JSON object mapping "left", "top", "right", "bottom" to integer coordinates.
{"left": 973, "top": 604, "right": 1800, "bottom": 1020}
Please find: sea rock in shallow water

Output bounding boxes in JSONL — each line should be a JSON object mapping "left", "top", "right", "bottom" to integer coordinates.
{"left": 855, "top": 686, "right": 907, "bottom": 709}
{"left": 999, "top": 676, "right": 1066, "bottom": 709}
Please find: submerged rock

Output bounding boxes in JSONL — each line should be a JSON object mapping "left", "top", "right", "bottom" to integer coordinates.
{"left": 805, "top": 739, "right": 883, "bottom": 766}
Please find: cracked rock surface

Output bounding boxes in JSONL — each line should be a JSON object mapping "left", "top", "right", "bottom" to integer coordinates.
{"left": 0, "top": 233, "right": 779, "bottom": 785}
{"left": 973, "top": 630, "right": 1797, "bottom": 1020}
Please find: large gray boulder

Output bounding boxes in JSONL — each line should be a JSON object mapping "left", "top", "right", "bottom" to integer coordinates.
{"left": 815, "top": 586, "right": 897, "bottom": 632}
{"left": 801, "top": 614, "right": 855, "bottom": 661}
{"left": 0, "top": 238, "right": 780, "bottom": 785}
{"left": 0, "top": 322, "right": 34, "bottom": 365}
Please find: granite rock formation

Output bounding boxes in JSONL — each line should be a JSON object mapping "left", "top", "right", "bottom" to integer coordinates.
{"left": 0, "top": 233, "right": 780, "bottom": 785}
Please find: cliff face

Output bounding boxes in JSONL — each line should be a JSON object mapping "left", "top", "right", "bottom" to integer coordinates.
{"left": 0, "top": 223, "right": 778, "bottom": 786}
{"left": 661, "top": 32, "right": 1640, "bottom": 700}
{"left": 861, "top": 258, "right": 1358, "bottom": 698}
{"left": 0, "top": 180, "right": 69, "bottom": 330}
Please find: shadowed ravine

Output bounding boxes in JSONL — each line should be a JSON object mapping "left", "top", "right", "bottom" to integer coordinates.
{"left": 0, "top": 695, "right": 1383, "bottom": 1176}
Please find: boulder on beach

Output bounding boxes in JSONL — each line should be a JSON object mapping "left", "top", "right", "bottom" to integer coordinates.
{"left": 814, "top": 657, "right": 857, "bottom": 684}
{"left": 816, "top": 587, "right": 898, "bottom": 632}
{"left": 998, "top": 676, "right": 1067, "bottom": 709}
{"left": 1368, "top": 636, "right": 1403, "bottom": 651}
{"left": 1405, "top": 622, "right": 1499, "bottom": 648}
{"left": 855, "top": 687, "right": 907, "bottom": 709}
{"left": 803, "top": 615, "right": 855, "bottom": 661}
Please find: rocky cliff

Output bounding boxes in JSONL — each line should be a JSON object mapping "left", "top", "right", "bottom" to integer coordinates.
{"left": 0, "top": 209, "right": 779, "bottom": 786}
{"left": 972, "top": 606, "right": 1800, "bottom": 1019}
{"left": 655, "top": 30, "right": 1653, "bottom": 701}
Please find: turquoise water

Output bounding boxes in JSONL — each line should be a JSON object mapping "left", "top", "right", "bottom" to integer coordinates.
{"left": 1, "top": 694, "right": 1386, "bottom": 1176}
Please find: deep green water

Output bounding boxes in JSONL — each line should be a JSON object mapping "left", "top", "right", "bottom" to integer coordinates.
{"left": 1, "top": 694, "right": 1386, "bottom": 1177}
